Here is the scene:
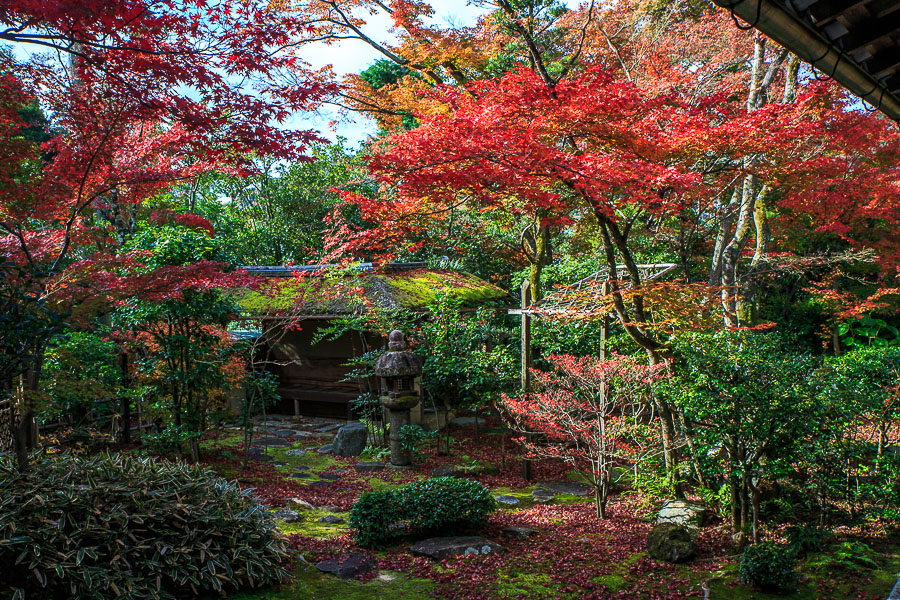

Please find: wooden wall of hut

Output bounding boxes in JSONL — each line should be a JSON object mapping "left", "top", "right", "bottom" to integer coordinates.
{"left": 264, "top": 325, "right": 375, "bottom": 419}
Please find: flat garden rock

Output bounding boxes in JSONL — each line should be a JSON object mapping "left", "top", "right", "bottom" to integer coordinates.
{"left": 531, "top": 487, "right": 556, "bottom": 502}
{"left": 495, "top": 495, "right": 520, "bottom": 506}
{"left": 317, "top": 444, "right": 334, "bottom": 454}
{"left": 271, "top": 462, "right": 287, "bottom": 467}
{"left": 538, "top": 481, "right": 592, "bottom": 497}
{"left": 317, "top": 515, "right": 345, "bottom": 524}
{"left": 285, "top": 448, "right": 307, "bottom": 456}
{"left": 252, "top": 437, "right": 290, "bottom": 447}
{"left": 315, "top": 552, "right": 376, "bottom": 579}
{"left": 503, "top": 527, "right": 538, "bottom": 539}
{"left": 248, "top": 454, "right": 273, "bottom": 462}
{"left": 307, "top": 480, "right": 332, "bottom": 487}
{"left": 289, "top": 472, "right": 309, "bottom": 479}
{"left": 319, "top": 472, "right": 341, "bottom": 480}
{"left": 317, "top": 423, "right": 344, "bottom": 433}
{"left": 410, "top": 536, "right": 504, "bottom": 561}
{"left": 355, "top": 461, "right": 386, "bottom": 472}
{"left": 271, "top": 509, "right": 300, "bottom": 523}
{"left": 319, "top": 505, "right": 342, "bottom": 512}
{"left": 246, "top": 447, "right": 265, "bottom": 454}
{"left": 275, "top": 429, "right": 299, "bottom": 437}
{"left": 656, "top": 499, "right": 710, "bottom": 530}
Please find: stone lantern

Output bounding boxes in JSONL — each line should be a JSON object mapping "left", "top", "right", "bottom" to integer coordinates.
{"left": 374, "top": 330, "right": 423, "bottom": 466}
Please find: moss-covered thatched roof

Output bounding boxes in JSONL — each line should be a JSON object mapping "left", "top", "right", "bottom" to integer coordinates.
{"left": 238, "top": 268, "right": 506, "bottom": 316}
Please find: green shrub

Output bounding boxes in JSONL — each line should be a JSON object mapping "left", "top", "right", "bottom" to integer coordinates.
{"left": 347, "top": 489, "right": 403, "bottom": 548}
{"left": 400, "top": 476, "right": 495, "bottom": 531}
{"left": 350, "top": 477, "right": 495, "bottom": 547}
{"left": 0, "top": 452, "right": 289, "bottom": 599}
{"left": 739, "top": 542, "right": 798, "bottom": 593}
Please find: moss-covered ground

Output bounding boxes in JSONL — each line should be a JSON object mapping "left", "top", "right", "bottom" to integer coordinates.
{"left": 188, "top": 421, "right": 900, "bottom": 600}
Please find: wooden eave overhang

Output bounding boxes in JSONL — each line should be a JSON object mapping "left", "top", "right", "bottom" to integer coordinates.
{"left": 714, "top": 0, "right": 900, "bottom": 122}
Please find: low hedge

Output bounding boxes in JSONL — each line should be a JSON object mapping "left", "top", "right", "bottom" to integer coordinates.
{"left": 350, "top": 476, "right": 495, "bottom": 547}
{"left": 0, "top": 452, "right": 289, "bottom": 599}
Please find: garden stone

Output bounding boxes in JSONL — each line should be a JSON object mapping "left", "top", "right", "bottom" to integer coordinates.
{"left": 431, "top": 462, "right": 499, "bottom": 478}
{"left": 271, "top": 462, "right": 287, "bottom": 467}
{"left": 320, "top": 505, "right": 342, "bottom": 512}
{"left": 449, "top": 416, "right": 479, "bottom": 427}
{"left": 286, "top": 498, "right": 315, "bottom": 510}
{"left": 332, "top": 422, "right": 368, "bottom": 457}
{"left": 319, "top": 472, "right": 341, "bottom": 480}
{"left": 503, "top": 527, "right": 537, "bottom": 539}
{"left": 252, "top": 437, "right": 290, "bottom": 447}
{"left": 285, "top": 448, "right": 307, "bottom": 456}
{"left": 308, "top": 481, "right": 332, "bottom": 487}
{"left": 317, "top": 423, "right": 344, "bottom": 433}
{"left": 355, "top": 461, "right": 387, "bottom": 472}
{"left": 656, "top": 499, "right": 710, "bottom": 530}
{"left": 495, "top": 495, "right": 520, "bottom": 506}
{"left": 275, "top": 429, "right": 298, "bottom": 437}
{"left": 317, "top": 515, "right": 345, "bottom": 524}
{"left": 247, "top": 447, "right": 265, "bottom": 454}
{"left": 315, "top": 552, "right": 376, "bottom": 579}
{"left": 289, "top": 472, "right": 309, "bottom": 479}
{"left": 537, "top": 481, "right": 592, "bottom": 497}
{"left": 271, "top": 509, "right": 300, "bottom": 523}
{"left": 410, "top": 536, "right": 503, "bottom": 561}
{"left": 647, "top": 523, "right": 697, "bottom": 563}
{"left": 531, "top": 487, "right": 555, "bottom": 502}
{"left": 317, "top": 444, "right": 333, "bottom": 454}
{"left": 248, "top": 454, "right": 272, "bottom": 462}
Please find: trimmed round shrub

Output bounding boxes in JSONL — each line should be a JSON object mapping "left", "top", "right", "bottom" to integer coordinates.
{"left": 739, "top": 541, "right": 798, "bottom": 593}
{"left": 0, "top": 452, "right": 289, "bottom": 599}
{"left": 350, "top": 476, "right": 495, "bottom": 548}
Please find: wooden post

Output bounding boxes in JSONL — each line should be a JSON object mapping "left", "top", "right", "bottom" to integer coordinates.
{"left": 520, "top": 280, "right": 533, "bottom": 480}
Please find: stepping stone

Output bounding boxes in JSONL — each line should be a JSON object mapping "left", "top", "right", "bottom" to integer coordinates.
{"left": 285, "top": 448, "right": 307, "bottom": 456}
{"left": 410, "top": 536, "right": 504, "bottom": 561}
{"left": 292, "top": 465, "right": 310, "bottom": 471}
{"left": 247, "top": 447, "right": 265, "bottom": 454}
{"left": 319, "top": 473, "right": 340, "bottom": 481}
{"left": 317, "top": 515, "right": 345, "bottom": 524}
{"left": 355, "top": 462, "right": 386, "bottom": 472}
{"left": 252, "top": 437, "right": 290, "bottom": 447}
{"left": 271, "top": 462, "right": 287, "bottom": 467}
{"left": 537, "top": 481, "right": 593, "bottom": 497}
{"left": 271, "top": 509, "right": 299, "bottom": 523}
{"left": 317, "top": 444, "right": 333, "bottom": 454}
{"left": 290, "top": 472, "right": 309, "bottom": 479}
{"left": 495, "top": 495, "right": 520, "bottom": 506}
{"left": 531, "top": 488, "right": 555, "bottom": 503}
{"left": 308, "top": 481, "right": 332, "bottom": 487}
{"left": 502, "top": 527, "right": 538, "bottom": 539}
{"left": 286, "top": 498, "right": 315, "bottom": 510}
{"left": 262, "top": 420, "right": 285, "bottom": 427}
{"left": 275, "top": 429, "right": 298, "bottom": 437}
{"left": 315, "top": 552, "right": 376, "bottom": 579}
{"left": 317, "top": 423, "right": 343, "bottom": 433}
{"left": 319, "top": 505, "right": 342, "bottom": 512}
{"left": 248, "top": 454, "right": 273, "bottom": 462}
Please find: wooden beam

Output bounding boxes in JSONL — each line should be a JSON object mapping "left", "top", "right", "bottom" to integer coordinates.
{"left": 838, "top": 10, "right": 900, "bottom": 53}
{"left": 866, "top": 48, "right": 900, "bottom": 76}
{"left": 808, "top": 0, "right": 871, "bottom": 25}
